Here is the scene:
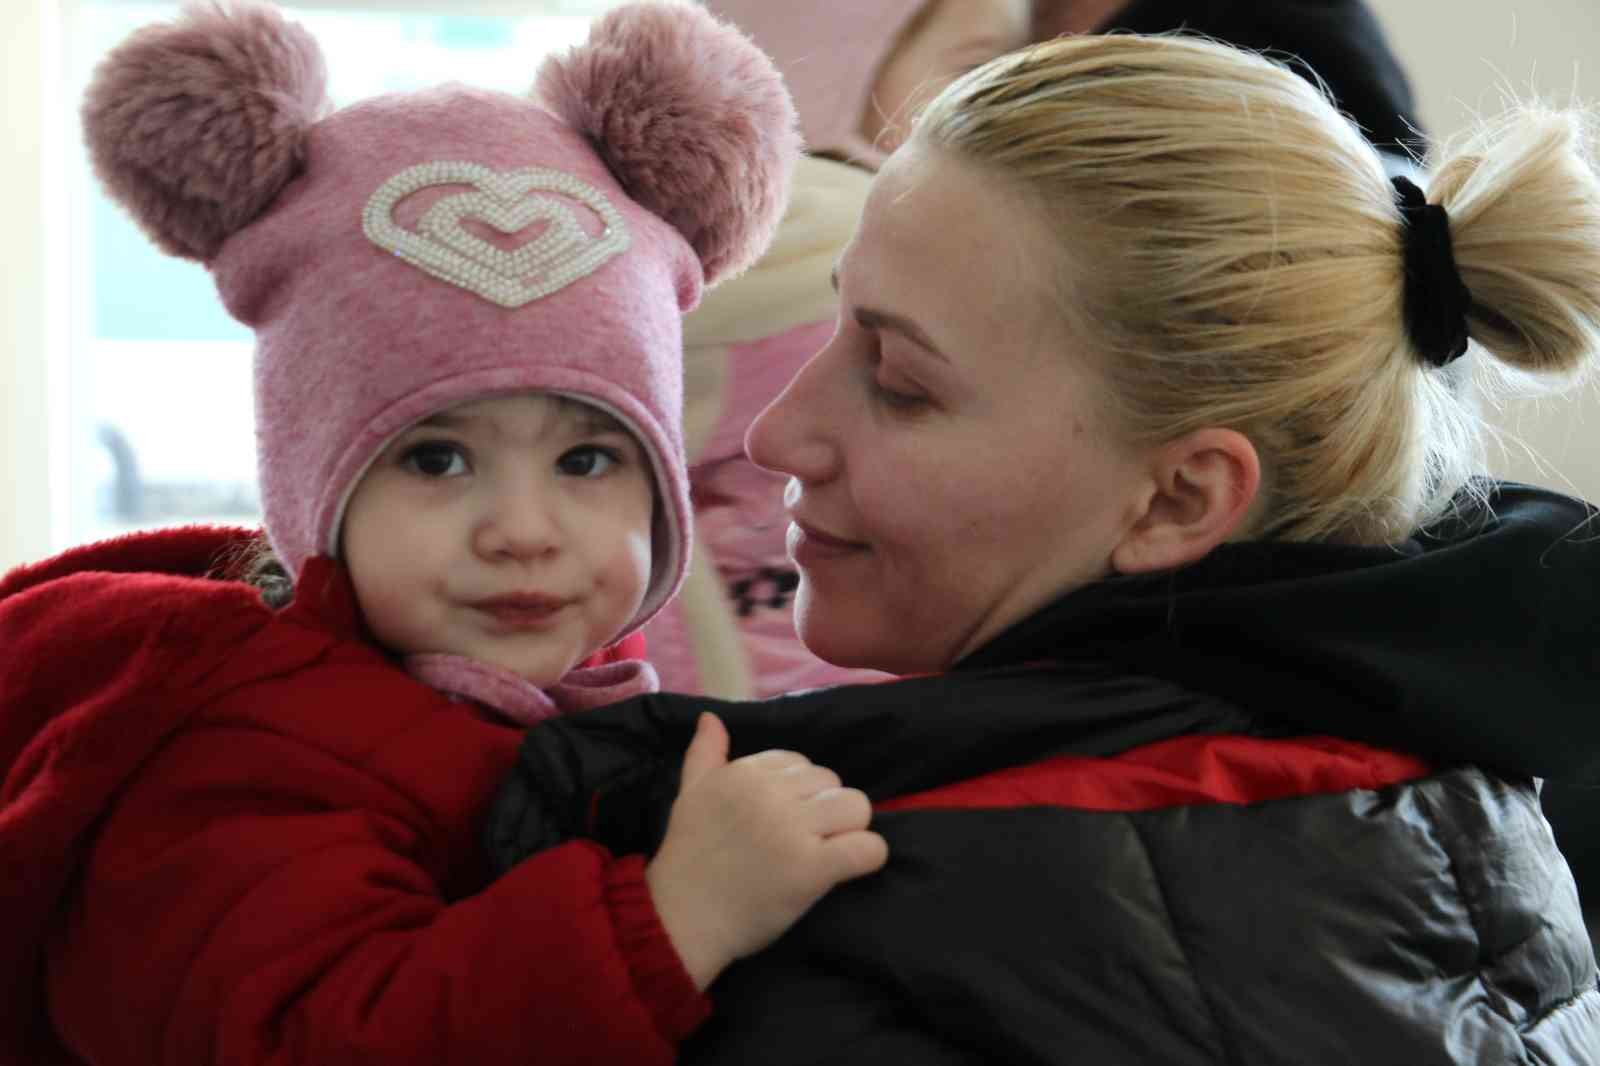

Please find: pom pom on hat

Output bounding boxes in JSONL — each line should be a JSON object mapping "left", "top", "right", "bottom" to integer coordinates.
{"left": 81, "top": 0, "right": 329, "bottom": 261}
{"left": 537, "top": 2, "right": 801, "bottom": 286}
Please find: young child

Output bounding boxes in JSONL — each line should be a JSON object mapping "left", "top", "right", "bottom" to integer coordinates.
{"left": 0, "top": 3, "right": 884, "bottom": 1065}
{"left": 640, "top": 0, "right": 1030, "bottom": 698}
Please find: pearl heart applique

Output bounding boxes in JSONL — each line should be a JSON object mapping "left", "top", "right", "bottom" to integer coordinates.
{"left": 362, "top": 161, "right": 630, "bottom": 308}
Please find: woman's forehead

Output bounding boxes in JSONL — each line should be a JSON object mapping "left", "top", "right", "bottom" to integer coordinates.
{"left": 845, "top": 148, "right": 1061, "bottom": 350}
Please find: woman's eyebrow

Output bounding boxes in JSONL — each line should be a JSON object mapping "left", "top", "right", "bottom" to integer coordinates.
{"left": 856, "top": 309, "right": 948, "bottom": 362}
{"left": 831, "top": 266, "right": 948, "bottom": 361}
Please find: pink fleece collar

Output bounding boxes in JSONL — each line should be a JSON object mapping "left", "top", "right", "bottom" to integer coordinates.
{"left": 405, "top": 653, "right": 659, "bottom": 727}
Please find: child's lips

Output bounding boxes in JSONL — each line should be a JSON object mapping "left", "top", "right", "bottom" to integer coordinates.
{"left": 471, "top": 593, "right": 573, "bottom": 628}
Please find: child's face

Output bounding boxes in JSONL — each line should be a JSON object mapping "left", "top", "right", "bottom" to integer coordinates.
{"left": 342, "top": 393, "right": 655, "bottom": 686}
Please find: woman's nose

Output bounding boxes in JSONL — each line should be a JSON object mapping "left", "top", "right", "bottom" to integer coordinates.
{"left": 745, "top": 343, "right": 841, "bottom": 485}
{"left": 474, "top": 487, "right": 562, "bottom": 561}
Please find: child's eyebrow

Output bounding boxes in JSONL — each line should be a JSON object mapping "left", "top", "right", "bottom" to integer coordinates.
{"left": 556, "top": 402, "right": 628, "bottom": 436}
{"left": 573, "top": 414, "right": 627, "bottom": 435}
{"left": 417, "top": 411, "right": 472, "bottom": 429}
{"left": 413, "top": 403, "right": 627, "bottom": 437}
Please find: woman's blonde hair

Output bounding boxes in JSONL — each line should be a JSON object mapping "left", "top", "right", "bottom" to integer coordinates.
{"left": 914, "top": 33, "right": 1600, "bottom": 542}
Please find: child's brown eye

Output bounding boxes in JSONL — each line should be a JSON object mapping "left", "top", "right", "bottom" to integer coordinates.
{"left": 558, "top": 445, "right": 621, "bottom": 478}
{"left": 401, "top": 441, "right": 469, "bottom": 478}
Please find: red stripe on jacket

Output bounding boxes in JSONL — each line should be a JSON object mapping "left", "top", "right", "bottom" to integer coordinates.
{"left": 878, "top": 734, "right": 1431, "bottom": 814}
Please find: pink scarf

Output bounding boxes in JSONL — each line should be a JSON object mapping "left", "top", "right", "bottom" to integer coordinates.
{"left": 406, "top": 653, "right": 659, "bottom": 727}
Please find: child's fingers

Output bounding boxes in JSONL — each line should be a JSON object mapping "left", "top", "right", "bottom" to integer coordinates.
{"left": 679, "top": 712, "right": 730, "bottom": 788}
{"left": 777, "top": 762, "right": 842, "bottom": 798}
{"left": 817, "top": 829, "right": 890, "bottom": 883}
{"left": 738, "top": 748, "right": 808, "bottom": 771}
{"left": 806, "top": 787, "right": 873, "bottom": 836}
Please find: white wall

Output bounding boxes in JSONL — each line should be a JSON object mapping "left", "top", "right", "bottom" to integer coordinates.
{"left": 1370, "top": 0, "right": 1600, "bottom": 500}
{"left": 2, "top": 0, "right": 56, "bottom": 573}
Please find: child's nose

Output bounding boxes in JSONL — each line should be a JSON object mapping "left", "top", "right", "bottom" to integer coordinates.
{"left": 474, "top": 489, "right": 561, "bottom": 561}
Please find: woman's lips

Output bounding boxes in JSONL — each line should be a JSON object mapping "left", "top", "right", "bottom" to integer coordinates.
{"left": 788, "top": 520, "right": 868, "bottom": 565}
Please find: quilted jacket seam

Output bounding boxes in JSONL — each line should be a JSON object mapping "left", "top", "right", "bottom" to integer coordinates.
{"left": 1128, "top": 818, "right": 1243, "bottom": 1066}
{"left": 1520, "top": 982, "right": 1600, "bottom": 1036}
{"left": 1411, "top": 781, "right": 1544, "bottom": 1064}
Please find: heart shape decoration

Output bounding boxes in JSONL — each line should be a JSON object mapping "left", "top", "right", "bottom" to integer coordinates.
{"left": 362, "top": 162, "right": 631, "bottom": 308}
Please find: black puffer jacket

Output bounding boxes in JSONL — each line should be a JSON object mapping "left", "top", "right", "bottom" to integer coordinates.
{"left": 488, "top": 483, "right": 1600, "bottom": 1064}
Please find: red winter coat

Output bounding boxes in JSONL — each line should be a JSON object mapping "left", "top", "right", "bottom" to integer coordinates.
{"left": 0, "top": 526, "right": 705, "bottom": 1066}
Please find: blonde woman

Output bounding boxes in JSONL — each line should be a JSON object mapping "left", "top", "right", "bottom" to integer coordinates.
{"left": 493, "top": 33, "right": 1600, "bottom": 1063}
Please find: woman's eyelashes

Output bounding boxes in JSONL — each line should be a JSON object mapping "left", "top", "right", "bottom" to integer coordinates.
{"left": 872, "top": 378, "right": 929, "bottom": 410}
{"left": 864, "top": 343, "right": 932, "bottom": 411}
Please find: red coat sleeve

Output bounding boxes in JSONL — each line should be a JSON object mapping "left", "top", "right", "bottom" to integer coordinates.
{"left": 44, "top": 661, "right": 708, "bottom": 1065}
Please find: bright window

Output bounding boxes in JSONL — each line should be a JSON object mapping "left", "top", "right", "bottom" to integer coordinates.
{"left": 60, "top": 1, "right": 626, "bottom": 546}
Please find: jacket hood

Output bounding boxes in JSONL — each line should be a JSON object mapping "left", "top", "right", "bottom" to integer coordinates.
{"left": 0, "top": 527, "right": 270, "bottom": 807}
{"left": 0, "top": 527, "right": 291, "bottom": 1063}
{"left": 961, "top": 482, "right": 1600, "bottom": 784}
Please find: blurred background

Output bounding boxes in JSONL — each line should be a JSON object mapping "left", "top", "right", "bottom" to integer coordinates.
{"left": 3, "top": 0, "right": 1598, "bottom": 573}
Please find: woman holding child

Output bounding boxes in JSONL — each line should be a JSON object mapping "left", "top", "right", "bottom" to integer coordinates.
{"left": 1, "top": 2, "right": 1596, "bottom": 1063}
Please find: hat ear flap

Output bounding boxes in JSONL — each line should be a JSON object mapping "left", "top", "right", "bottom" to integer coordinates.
{"left": 536, "top": 2, "right": 800, "bottom": 289}
{"left": 82, "top": 0, "right": 330, "bottom": 263}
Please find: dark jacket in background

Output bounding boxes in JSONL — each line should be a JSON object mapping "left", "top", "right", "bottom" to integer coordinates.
{"left": 1093, "top": 0, "right": 1424, "bottom": 156}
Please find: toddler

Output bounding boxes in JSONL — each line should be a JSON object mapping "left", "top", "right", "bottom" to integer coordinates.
{"left": 0, "top": 3, "right": 884, "bottom": 1065}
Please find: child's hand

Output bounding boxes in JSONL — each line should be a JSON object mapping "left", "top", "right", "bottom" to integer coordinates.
{"left": 645, "top": 712, "right": 888, "bottom": 990}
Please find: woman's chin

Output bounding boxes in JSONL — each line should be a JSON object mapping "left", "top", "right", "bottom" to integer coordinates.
{"left": 796, "top": 609, "right": 934, "bottom": 677}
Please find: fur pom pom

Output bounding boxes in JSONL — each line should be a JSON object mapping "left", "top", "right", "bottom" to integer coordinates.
{"left": 537, "top": 1, "right": 800, "bottom": 287}
{"left": 82, "top": 0, "right": 329, "bottom": 262}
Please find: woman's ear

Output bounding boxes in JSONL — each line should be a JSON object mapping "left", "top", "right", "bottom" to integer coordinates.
{"left": 1111, "top": 427, "right": 1260, "bottom": 574}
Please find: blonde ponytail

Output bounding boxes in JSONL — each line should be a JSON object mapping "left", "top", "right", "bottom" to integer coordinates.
{"left": 1429, "top": 108, "right": 1600, "bottom": 377}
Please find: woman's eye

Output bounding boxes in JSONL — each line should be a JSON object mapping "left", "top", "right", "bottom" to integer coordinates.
{"left": 558, "top": 445, "right": 620, "bottom": 478}
{"left": 862, "top": 338, "right": 930, "bottom": 412}
{"left": 872, "top": 376, "right": 929, "bottom": 411}
{"left": 400, "top": 441, "right": 469, "bottom": 478}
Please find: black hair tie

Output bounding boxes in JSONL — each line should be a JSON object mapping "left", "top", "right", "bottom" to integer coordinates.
{"left": 1390, "top": 175, "right": 1471, "bottom": 368}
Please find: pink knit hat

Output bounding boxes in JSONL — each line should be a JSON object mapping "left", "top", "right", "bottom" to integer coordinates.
{"left": 703, "top": 0, "right": 928, "bottom": 168}
{"left": 82, "top": 0, "right": 799, "bottom": 638}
